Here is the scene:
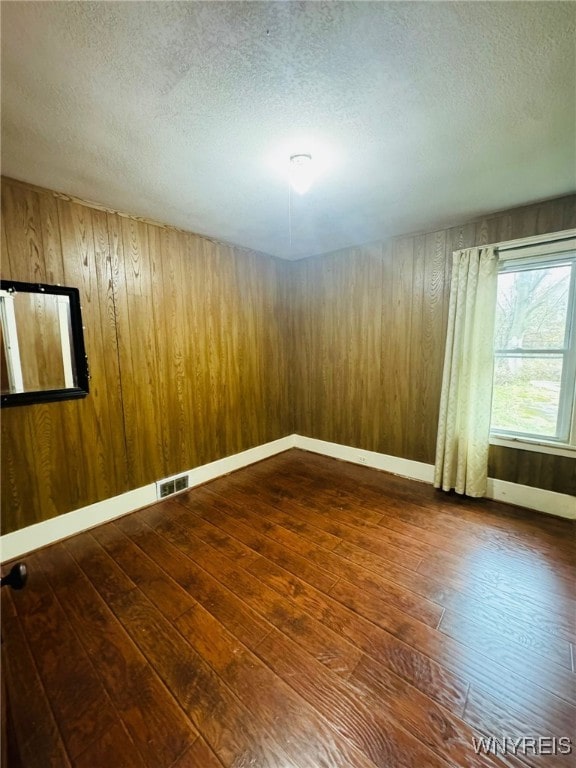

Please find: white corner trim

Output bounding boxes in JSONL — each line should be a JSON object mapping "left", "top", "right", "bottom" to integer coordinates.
{"left": 486, "top": 478, "right": 575, "bottom": 520}
{"left": 184, "top": 434, "right": 296, "bottom": 489}
{"left": 294, "top": 435, "right": 434, "bottom": 483}
{"left": 294, "top": 435, "right": 575, "bottom": 520}
{"left": 0, "top": 434, "right": 296, "bottom": 561}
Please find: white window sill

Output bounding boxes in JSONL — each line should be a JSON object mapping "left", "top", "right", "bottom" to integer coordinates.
{"left": 490, "top": 435, "right": 576, "bottom": 459}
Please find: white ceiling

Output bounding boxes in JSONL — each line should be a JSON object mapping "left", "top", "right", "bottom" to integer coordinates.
{"left": 1, "top": 2, "right": 575, "bottom": 260}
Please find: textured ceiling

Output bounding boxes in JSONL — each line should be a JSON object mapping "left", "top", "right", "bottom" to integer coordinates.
{"left": 1, "top": 2, "right": 575, "bottom": 260}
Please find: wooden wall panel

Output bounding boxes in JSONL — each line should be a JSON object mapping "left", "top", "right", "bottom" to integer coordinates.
{"left": 113, "top": 214, "right": 165, "bottom": 487}
{"left": 295, "top": 245, "right": 385, "bottom": 452}
{"left": 1, "top": 184, "right": 132, "bottom": 531}
{"left": 291, "top": 195, "right": 576, "bottom": 496}
{"left": 274, "top": 259, "right": 296, "bottom": 437}
{"left": 2, "top": 184, "right": 44, "bottom": 282}
{"left": 1, "top": 178, "right": 291, "bottom": 534}
{"left": 2, "top": 185, "right": 78, "bottom": 526}
{"left": 37, "top": 192, "right": 65, "bottom": 283}
{"left": 155, "top": 226, "right": 190, "bottom": 474}
{"left": 14, "top": 293, "right": 64, "bottom": 391}
{"left": 2, "top": 174, "right": 573, "bottom": 535}
{"left": 91, "top": 208, "right": 128, "bottom": 494}
{"left": 58, "top": 200, "right": 129, "bottom": 505}
{"left": 387, "top": 236, "right": 415, "bottom": 458}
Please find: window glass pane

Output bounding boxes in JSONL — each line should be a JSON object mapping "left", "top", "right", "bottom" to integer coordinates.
{"left": 491, "top": 356, "right": 563, "bottom": 437}
{"left": 495, "top": 264, "right": 571, "bottom": 350}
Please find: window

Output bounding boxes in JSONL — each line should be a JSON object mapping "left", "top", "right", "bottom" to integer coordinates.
{"left": 490, "top": 239, "right": 576, "bottom": 452}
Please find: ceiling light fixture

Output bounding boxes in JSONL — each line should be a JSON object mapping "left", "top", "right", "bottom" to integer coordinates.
{"left": 289, "top": 153, "right": 313, "bottom": 194}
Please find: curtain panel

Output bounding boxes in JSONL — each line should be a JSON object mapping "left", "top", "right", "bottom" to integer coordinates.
{"left": 434, "top": 246, "right": 499, "bottom": 497}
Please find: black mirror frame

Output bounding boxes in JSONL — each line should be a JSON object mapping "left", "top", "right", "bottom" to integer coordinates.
{"left": 1, "top": 280, "right": 90, "bottom": 407}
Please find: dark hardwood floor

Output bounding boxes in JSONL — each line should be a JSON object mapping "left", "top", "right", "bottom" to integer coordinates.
{"left": 2, "top": 449, "right": 575, "bottom": 767}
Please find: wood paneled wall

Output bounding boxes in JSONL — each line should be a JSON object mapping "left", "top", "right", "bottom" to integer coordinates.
{"left": 291, "top": 195, "right": 576, "bottom": 497}
{"left": 1, "top": 178, "right": 291, "bottom": 534}
{"left": 2, "top": 176, "right": 574, "bottom": 535}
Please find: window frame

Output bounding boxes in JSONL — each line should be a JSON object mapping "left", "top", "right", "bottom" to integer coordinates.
{"left": 488, "top": 230, "right": 576, "bottom": 456}
{"left": 0, "top": 280, "right": 90, "bottom": 407}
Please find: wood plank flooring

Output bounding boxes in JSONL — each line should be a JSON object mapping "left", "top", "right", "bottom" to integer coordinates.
{"left": 2, "top": 449, "right": 575, "bottom": 767}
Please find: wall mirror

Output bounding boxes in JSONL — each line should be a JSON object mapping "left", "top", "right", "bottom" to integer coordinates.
{"left": 0, "top": 280, "right": 89, "bottom": 407}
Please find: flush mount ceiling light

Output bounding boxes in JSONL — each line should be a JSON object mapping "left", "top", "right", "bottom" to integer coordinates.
{"left": 289, "top": 154, "right": 314, "bottom": 194}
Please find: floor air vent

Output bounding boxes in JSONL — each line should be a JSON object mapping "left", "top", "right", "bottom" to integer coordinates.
{"left": 157, "top": 474, "right": 189, "bottom": 499}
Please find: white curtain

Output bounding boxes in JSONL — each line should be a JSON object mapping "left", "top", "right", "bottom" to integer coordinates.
{"left": 434, "top": 246, "right": 499, "bottom": 497}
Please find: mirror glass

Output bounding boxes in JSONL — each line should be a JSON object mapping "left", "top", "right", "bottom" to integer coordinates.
{"left": 0, "top": 281, "right": 89, "bottom": 407}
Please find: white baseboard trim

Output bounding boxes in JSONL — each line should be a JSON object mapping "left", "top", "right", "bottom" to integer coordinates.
{"left": 294, "top": 435, "right": 575, "bottom": 520}
{"left": 294, "top": 435, "right": 435, "bottom": 483}
{"left": 486, "top": 478, "right": 575, "bottom": 520}
{"left": 0, "top": 484, "right": 157, "bottom": 564}
{"left": 0, "top": 434, "right": 296, "bottom": 562}
{"left": 2, "top": 431, "right": 572, "bottom": 560}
